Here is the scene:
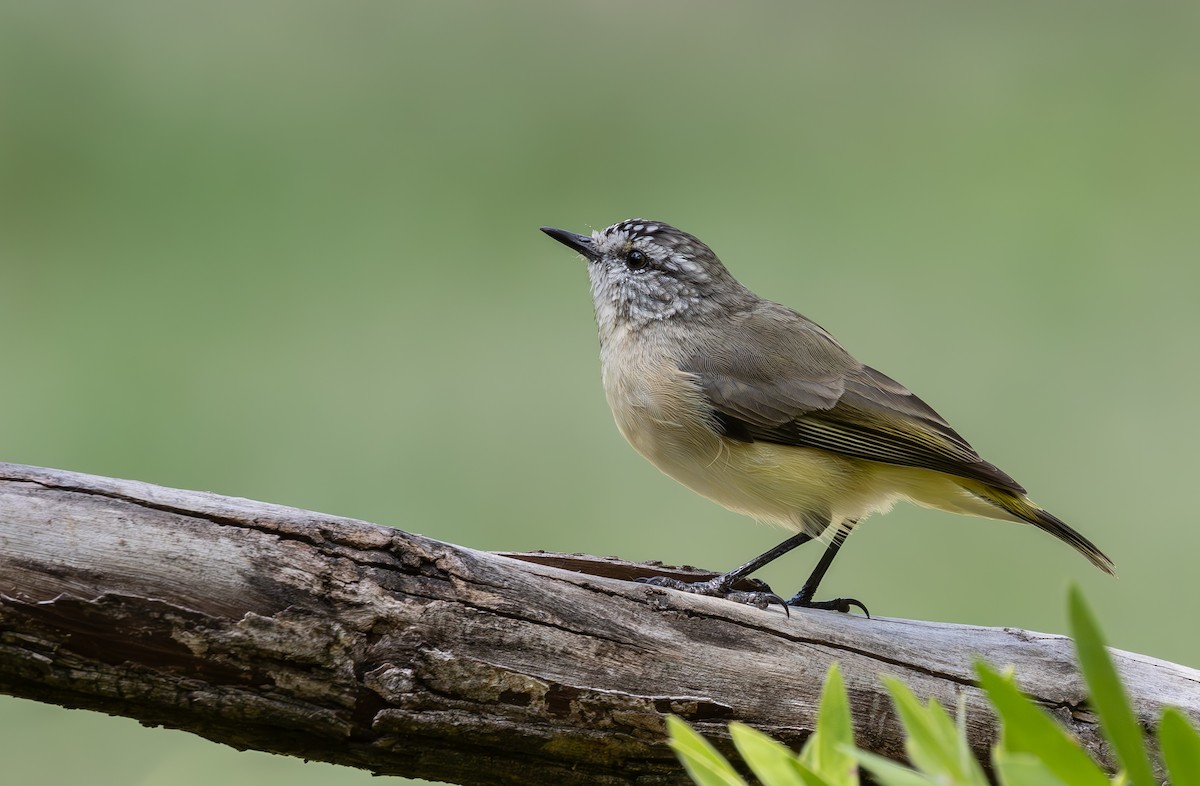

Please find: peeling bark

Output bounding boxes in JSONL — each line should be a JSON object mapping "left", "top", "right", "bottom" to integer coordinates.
{"left": 1, "top": 463, "right": 1196, "bottom": 785}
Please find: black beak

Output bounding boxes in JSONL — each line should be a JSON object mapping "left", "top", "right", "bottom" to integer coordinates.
{"left": 540, "top": 226, "right": 597, "bottom": 259}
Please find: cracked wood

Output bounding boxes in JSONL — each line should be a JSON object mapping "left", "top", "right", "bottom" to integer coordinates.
{"left": 1, "top": 462, "right": 1197, "bottom": 785}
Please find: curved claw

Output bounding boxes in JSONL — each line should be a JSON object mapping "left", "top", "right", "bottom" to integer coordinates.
{"left": 791, "top": 596, "right": 871, "bottom": 617}
{"left": 787, "top": 597, "right": 873, "bottom": 619}
{"left": 766, "top": 593, "right": 791, "bottom": 618}
{"left": 822, "top": 597, "right": 870, "bottom": 617}
{"left": 844, "top": 598, "right": 870, "bottom": 618}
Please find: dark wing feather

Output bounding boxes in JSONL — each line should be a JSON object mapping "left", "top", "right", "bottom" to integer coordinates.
{"left": 685, "top": 302, "right": 1025, "bottom": 493}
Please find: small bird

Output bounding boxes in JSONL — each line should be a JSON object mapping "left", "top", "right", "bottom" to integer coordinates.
{"left": 541, "top": 219, "right": 1114, "bottom": 615}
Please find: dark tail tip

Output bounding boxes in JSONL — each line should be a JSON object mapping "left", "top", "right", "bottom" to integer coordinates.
{"left": 976, "top": 486, "right": 1116, "bottom": 576}
{"left": 1029, "top": 506, "right": 1116, "bottom": 577}
{"left": 1022, "top": 504, "right": 1113, "bottom": 578}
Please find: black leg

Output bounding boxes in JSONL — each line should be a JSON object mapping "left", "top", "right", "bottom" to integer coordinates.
{"left": 786, "top": 524, "right": 869, "bottom": 616}
{"left": 639, "top": 531, "right": 816, "bottom": 613}
{"left": 720, "top": 531, "right": 815, "bottom": 583}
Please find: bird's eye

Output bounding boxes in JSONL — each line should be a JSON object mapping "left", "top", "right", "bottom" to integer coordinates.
{"left": 626, "top": 250, "right": 648, "bottom": 270}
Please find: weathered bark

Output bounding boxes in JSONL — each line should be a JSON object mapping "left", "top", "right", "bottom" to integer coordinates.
{"left": 0, "top": 463, "right": 1195, "bottom": 785}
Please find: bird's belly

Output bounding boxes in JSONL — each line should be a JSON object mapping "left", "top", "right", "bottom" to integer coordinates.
{"left": 602, "top": 358, "right": 899, "bottom": 536}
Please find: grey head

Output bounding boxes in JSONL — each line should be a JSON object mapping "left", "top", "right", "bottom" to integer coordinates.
{"left": 540, "top": 219, "right": 756, "bottom": 332}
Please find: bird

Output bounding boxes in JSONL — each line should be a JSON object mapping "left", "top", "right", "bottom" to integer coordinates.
{"left": 541, "top": 219, "right": 1114, "bottom": 615}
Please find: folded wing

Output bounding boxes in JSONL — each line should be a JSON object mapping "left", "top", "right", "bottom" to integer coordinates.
{"left": 684, "top": 302, "right": 1024, "bottom": 493}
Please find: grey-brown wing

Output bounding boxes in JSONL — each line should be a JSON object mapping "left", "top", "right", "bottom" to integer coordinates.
{"left": 684, "top": 303, "right": 1024, "bottom": 493}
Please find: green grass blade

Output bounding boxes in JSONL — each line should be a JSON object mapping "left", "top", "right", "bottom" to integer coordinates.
{"left": 881, "top": 677, "right": 988, "bottom": 786}
{"left": 845, "top": 748, "right": 936, "bottom": 786}
{"left": 798, "top": 664, "right": 857, "bottom": 786}
{"left": 1160, "top": 709, "right": 1200, "bottom": 786}
{"left": 666, "top": 715, "right": 748, "bottom": 786}
{"left": 993, "top": 749, "right": 1070, "bottom": 786}
{"left": 791, "top": 760, "right": 840, "bottom": 786}
{"left": 975, "top": 663, "right": 1109, "bottom": 786}
{"left": 730, "top": 722, "right": 807, "bottom": 786}
{"left": 880, "top": 677, "right": 952, "bottom": 775}
{"left": 1068, "top": 586, "right": 1156, "bottom": 786}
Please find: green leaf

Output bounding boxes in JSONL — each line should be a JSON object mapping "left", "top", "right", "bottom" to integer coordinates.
{"left": 975, "top": 662, "right": 1109, "bottom": 786}
{"left": 666, "top": 715, "right": 748, "bottom": 786}
{"left": 798, "top": 664, "right": 857, "bottom": 786}
{"left": 882, "top": 677, "right": 988, "bottom": 786}
{"left": 792, "top": 760, "right": 841, "bottom": 786}
{"left": 1068, "top": 586, "right": 1156, "bottom": 786}
{"left": 846, "top": 748, "right": 937, "bottom": 786}
{"left": 1160, "top": 709, "right": 1200, "bottom": 786}
{"left": 880, "top": 677, "right": 952, "bottom": 774}
{"left": 993, "top": 748, "right": 1071, "bottom": 786}
{"left": 730, "top": 722, "right": 807, "bottom": 786}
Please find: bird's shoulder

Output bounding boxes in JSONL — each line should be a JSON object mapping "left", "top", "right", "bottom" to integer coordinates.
{"left": 680, "top": 299, "right": 858, "bottom": 422}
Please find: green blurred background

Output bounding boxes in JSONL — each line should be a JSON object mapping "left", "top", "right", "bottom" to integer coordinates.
{"left": 2, "top": 1, "right": 1198, "bottom": 783}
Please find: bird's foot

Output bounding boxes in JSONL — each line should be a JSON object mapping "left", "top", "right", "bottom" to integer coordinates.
{"left": 786, "top": 590, "right": 870, "bottom": 617}
{"left": 638, "top": 574, "right": 789, "bottom": 615}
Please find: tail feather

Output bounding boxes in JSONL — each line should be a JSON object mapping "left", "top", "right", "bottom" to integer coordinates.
{"left": 972, "top": 486, "right": 1116, "bottom": 576}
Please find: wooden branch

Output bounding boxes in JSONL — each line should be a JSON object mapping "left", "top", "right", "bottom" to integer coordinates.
{"left": 0, "top": 463, "right": 1196, "bottom": 784}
